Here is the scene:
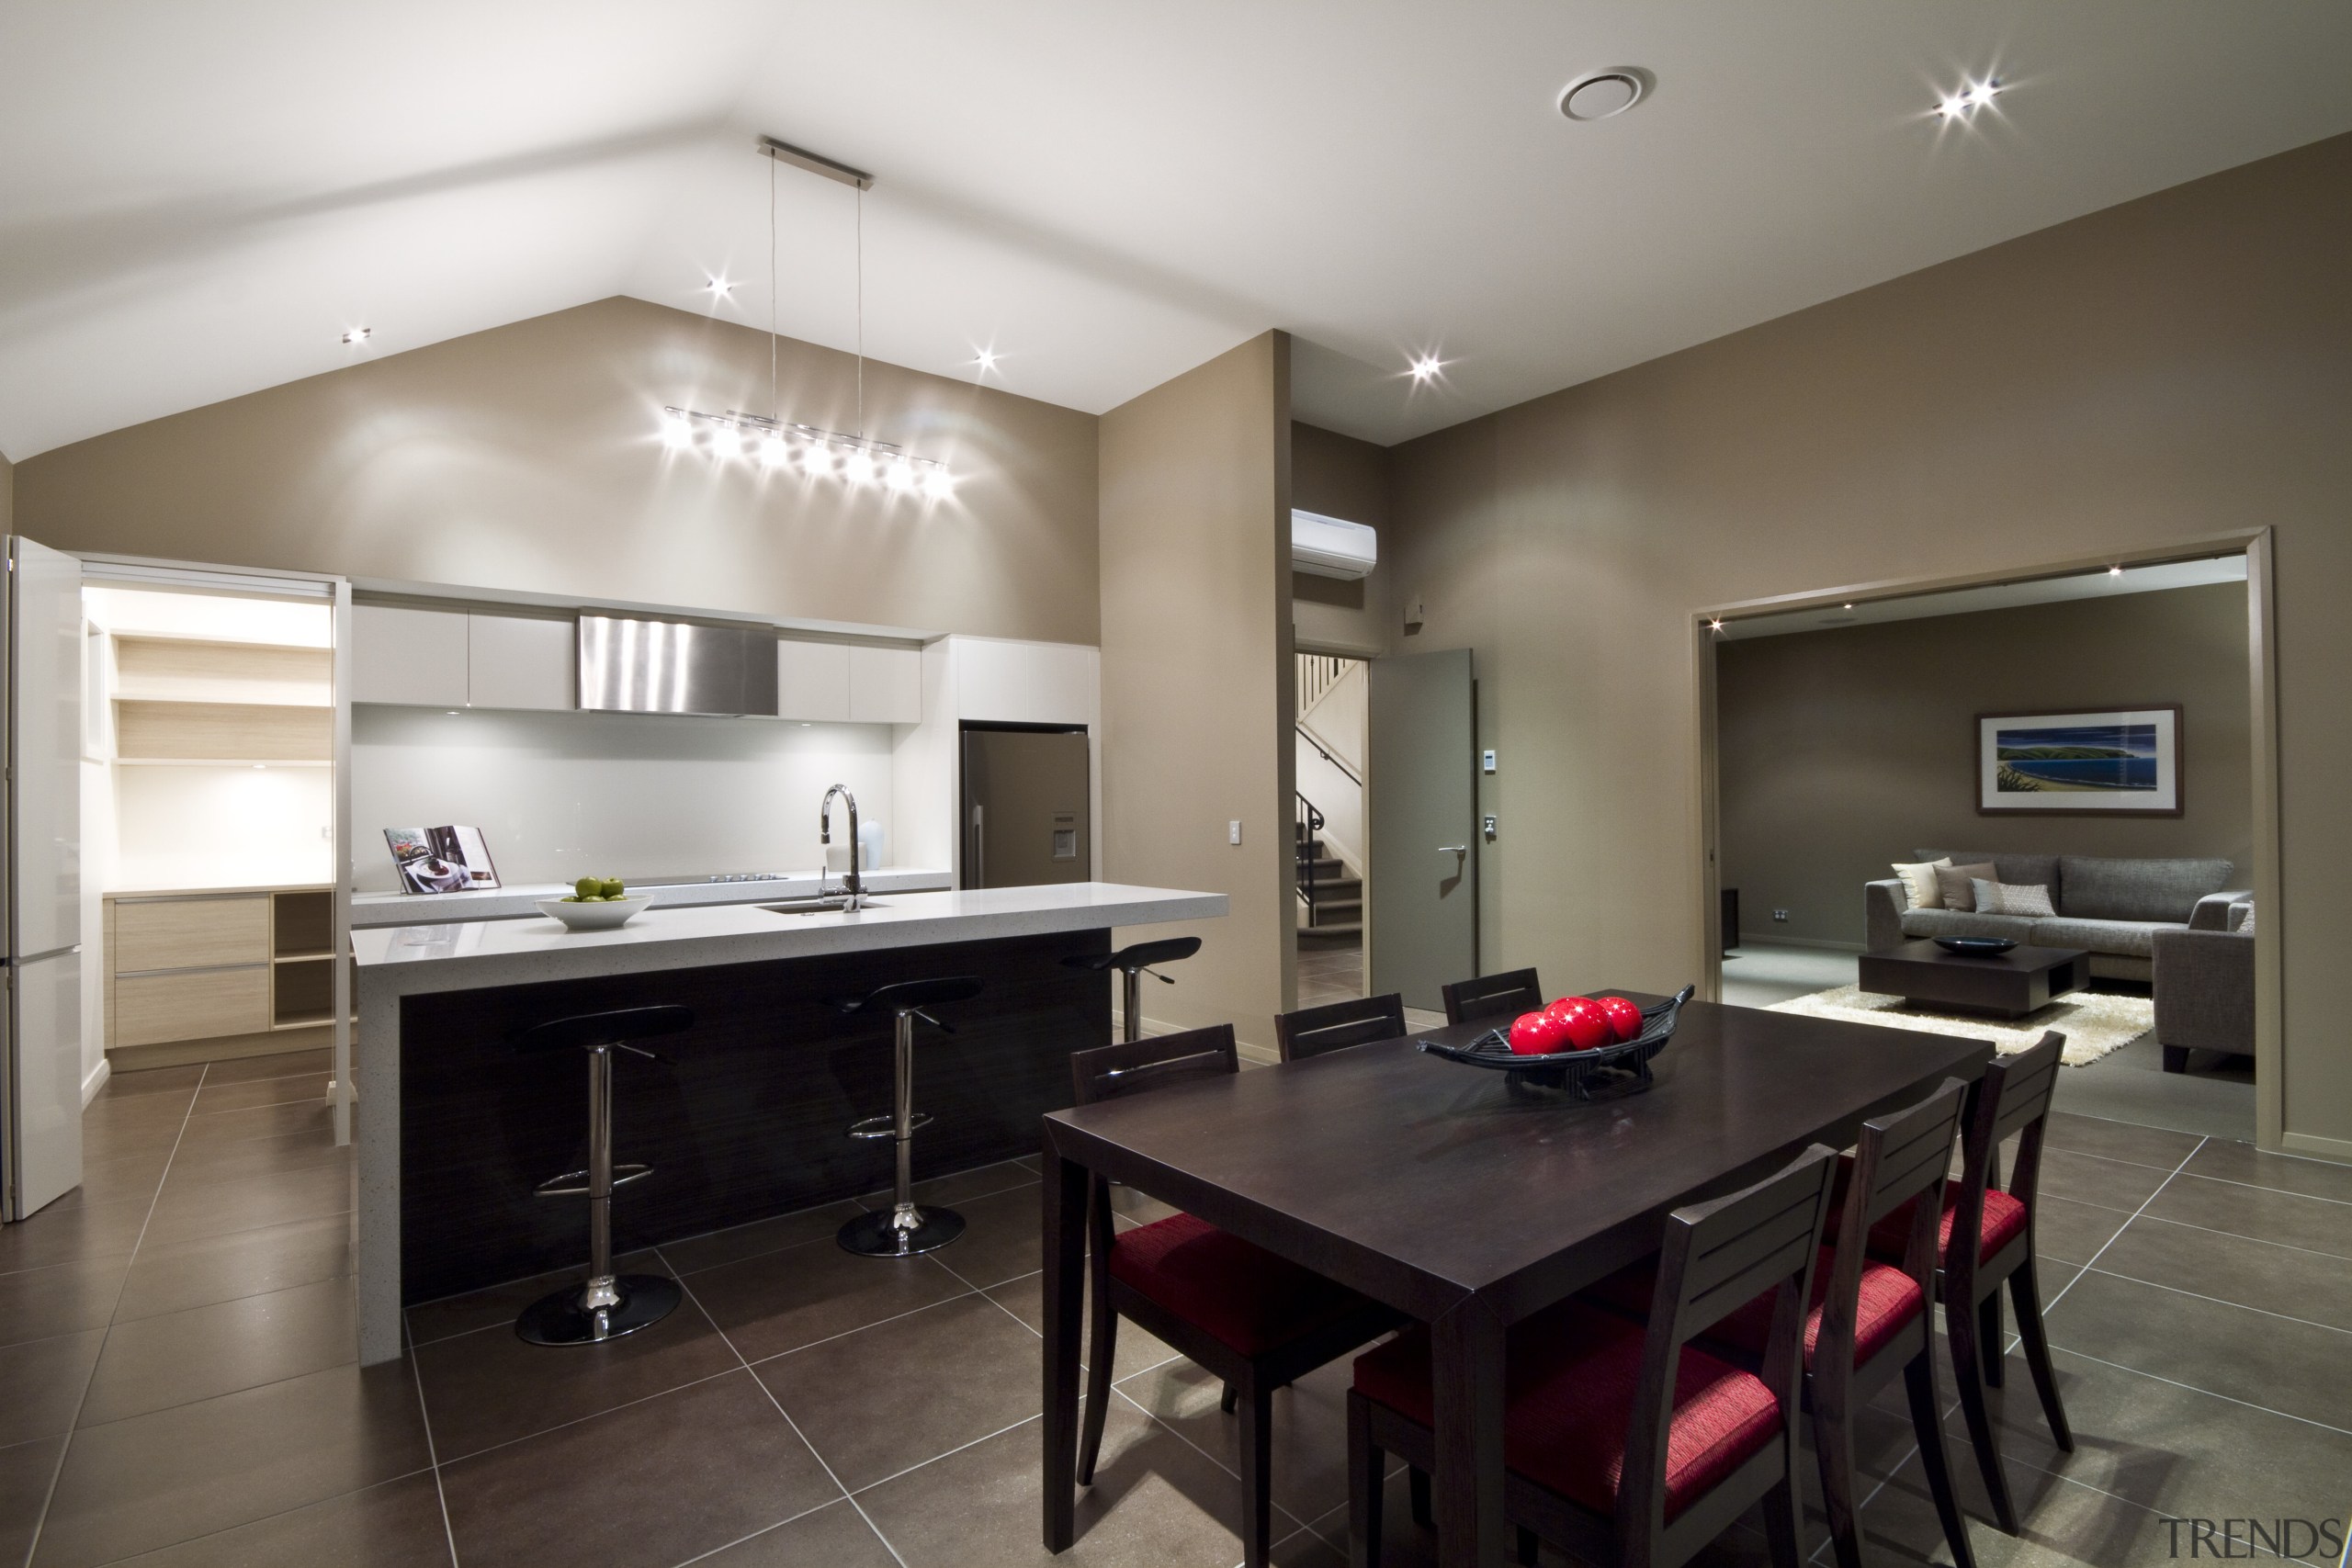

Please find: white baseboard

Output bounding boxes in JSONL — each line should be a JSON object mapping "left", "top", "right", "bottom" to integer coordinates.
{"left": 1733, "top": 932, "right": 1867, "bottom": 953}
{"left": 1113, "top": 1009, "right": 1279, "bottom": 1065}
{"left": 2279, "top": 1130, "right": 2352, "bottom": 1166}
{"left": 82, "top": 1056, "right": 111, "bottom": 1106}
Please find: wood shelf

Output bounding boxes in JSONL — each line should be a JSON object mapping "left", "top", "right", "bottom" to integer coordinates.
{"left": 114, "top": 699, "right": 332, "bottom": 763}
{"left": 113, "top": 637, "right": 331, "bottom": 707}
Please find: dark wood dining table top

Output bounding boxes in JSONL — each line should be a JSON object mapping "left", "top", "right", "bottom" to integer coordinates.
{"left": 1041, "top": 995, "right": 1996, "bottom": 1324}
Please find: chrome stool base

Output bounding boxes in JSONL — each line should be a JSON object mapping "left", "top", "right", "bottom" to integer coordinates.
{"left": 516, "top": 1273, "right": 682, "bottom": 1346}
{"left": 839, "top": 1204, "right": 967, "bottom": 1258}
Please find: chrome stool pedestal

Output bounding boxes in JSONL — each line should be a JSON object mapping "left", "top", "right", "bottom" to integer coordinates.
{"left": 1064, "top": 936, "right": 1204, "bottom": 1043}
{"left": 510, "top": 1004, "right": 694, "bottom": 1347}
{"left": 834, "top": 976, "right": 983, "bottom": 1258}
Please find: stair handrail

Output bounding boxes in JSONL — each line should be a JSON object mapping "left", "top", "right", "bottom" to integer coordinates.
{"left": 1295, "top": 792, "right": 1326, "bottom": 915}
{"left": 1295, "top": 722, "right": 1363, "bottom": 787}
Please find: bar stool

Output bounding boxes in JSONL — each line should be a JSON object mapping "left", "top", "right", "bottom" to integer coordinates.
{"left": 510, "top": 1003, "right": 695, "bottom": 1347}
{"left": 834, "top": 976, "right": 984, "bottom": 1258}
{"left": 1063, "top": 936, "right": 1202, "bottom": 1043}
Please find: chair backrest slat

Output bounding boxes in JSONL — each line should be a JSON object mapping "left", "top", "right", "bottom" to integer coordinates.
{"left": 1274, "top": 993, "right": 1407, "bottom": 1062}
{"left": 1440, "top": 968, "right": 1544, "bottom": 1026}
{"left": 1947, "top": 1032, "right": 2064, "bottom": 1292}
{"left": 1857, "top": 1079, "right": 1969, "bottom": 1226}
{"left": 1676, "top": 1181, "right": 1832, "bottom": 1330}
{"left": 1988, "top": 1040, "right": 2064, "bottom": 1148}
{"left": 1070, "top": 1024, "right": 1238, "bottom": 1106}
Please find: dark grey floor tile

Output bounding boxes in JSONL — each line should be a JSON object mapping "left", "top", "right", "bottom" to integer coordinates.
{"left": 694, "top": 1497, "right": 899, "bottom": 1566}
{"left": 2088, "top": 1216, "right": 2352, "bottom": 1333}
{"left": 0, "top": 1254, "right": 128, "bottom": 1348}
{"left": 921, "top": 1181, "right": 1046, "bottom": 1290}
{"left": 100, "top": 1471, "right": 452, "bottom": 1566}
{"left": 76, "top": 1115, "right": 185, "bottom": 1162}
{"left": 984, "top": 1269, "right": 1182, "bottom": 1382}
{"left": 0, "top": 1435, "right": 64, "bottom": 1568}
{"left": 856, "top": 1396, "right": 1323, "bottom": 1568}
{"left": 2032, "top": 1148, "right": 2172, "bottom": 1213}
{"left": 658, "top": 1201, "right": 866, "bottom": 1275}
{"left": 755, "top": 1292, "right": 1044, "bottom": 1491}
{"left": 2040, "top": 1112, "right": 2203, "bottom": 1171}
{"left": 98, "top": 1065, "right": 206, "bottom": 1100}
{"left": 2183, "top": 1141, "right": 2352, "bottom": 1206}
{"left": 0, "top": 1329, "right": 104, "bottom": 1446}
{"left": 34, "top": 1360, "right": 432, "bottom": 1568}
{"left": 683, "top": 1235, "right": 966, "bottom": 1363}
{"left": 413, "top": 1287, "right": 738, "bottom": 1461}
{"left": 2141, "top": 1173, "right": 2352, "bottom": 1259}
{"left": 402, "top": 1248, "right": 661, "bottom": 1348}
{"left": 115, "top": 1213, "right": 352, "bottom": 1324}
{"left": 856, "top": 1158, "right": 1038, "bottom": 1213}
{"left": 144, "top": 1159, "right": 350, "bottom": 1246}
{"left": 2030, "top": 1196, "right": 2132, "bottom": 1266}
{"left": 80, "top": 1096, "right": 193, "bottom": 1143}
{"left": 162, "top": 1126, "right": 349, "bottom": 1189}
{"left": 436, "top": 1371, "right": 838, "bottom": 1568}
{"left": 198, "top": 1048, "right": 330, "bottom": 1085}
{"left": 1114, "top": 1354, "right": 1363, "bottom": 1530}
{"left": 2041, "top": 1268, "right": 2352, "bottom": 1430}
{"left": 173, "top": 1099, "right": 334, "bottom": 1148}
{"left": 190, "top": 1071, "right": 330, "bottom": 1118}
{"left": 50, "top": 1148, "right": 171, "bottom": 1211}
{"left": 80, "top": 1276, "right": 356, "bottom": 1427}
{"left": 0, "top": 1196, "right": 152, "bottom": 1275}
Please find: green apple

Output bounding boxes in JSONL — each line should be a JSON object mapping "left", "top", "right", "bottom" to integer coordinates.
{"left": 600, "top": 878, "right": 626, "bottom": 899}
{"left": 573, "top": 876, "right": 600, "bottom": 899}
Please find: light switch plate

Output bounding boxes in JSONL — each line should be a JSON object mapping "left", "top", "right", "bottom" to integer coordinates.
{"left": 1482, "top": 749, "right": 1497, "bottom": 773}
{"left": 1228, "top": 820, "right": 1242, "bottom": 845}
{"left": 1483, "top": 814, "right": 1498, "bottom": 840}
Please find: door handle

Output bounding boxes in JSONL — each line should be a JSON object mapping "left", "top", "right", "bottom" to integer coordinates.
{"left": 970, "top": 804, "right": 985, "bottom": 887}
{"left": 1438, "top": 845, "right": 1469, "bottom": 855}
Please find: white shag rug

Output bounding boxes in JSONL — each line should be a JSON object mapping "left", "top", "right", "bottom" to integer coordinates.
{"left": 1767, "top": 986, "right": 2154, "bottom": 1066}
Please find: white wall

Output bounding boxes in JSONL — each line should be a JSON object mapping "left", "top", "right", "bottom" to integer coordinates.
{"left": 1295, "top": 659, "right": 1366, "bottom": 877}
{"left": 114, "top": 766, "right": 334, "bottom": 890}
{"left": 350, "top": 707, "right": 899, "bottom": 891}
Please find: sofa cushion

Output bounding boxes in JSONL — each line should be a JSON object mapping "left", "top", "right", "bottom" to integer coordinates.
{"left": 1917, "top": 852, "right": 2059, "bottom": 897}
{"left": 2027, "top": 917, "right": 2179, "bottom": 960}
{"left": 1901, "top": 908, "right": 2038, "bottom": 943}
{"left": 2057, "top": 856, "right": 2233, "bottom": 923}
{"left": 1975, "top": 880, "right": 2057, "bottom": 918}
{"left": 1933, "top": 863, "right": 1999, "bottom": 909}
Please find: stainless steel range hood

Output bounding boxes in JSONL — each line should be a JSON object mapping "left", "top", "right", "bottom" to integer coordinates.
{"left": 577, "top": 615, "right": 779, "bottom": 716}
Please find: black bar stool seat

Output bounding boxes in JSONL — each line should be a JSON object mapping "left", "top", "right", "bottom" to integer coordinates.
{"left": 832, "top": 976, "right": 982, "bottom": 1258}
{"left": 1063, "top": 936, "right": 1202, "bottom": 1043}
{"left": 509, "top": 1004, "right": 694, "bottom": 1347}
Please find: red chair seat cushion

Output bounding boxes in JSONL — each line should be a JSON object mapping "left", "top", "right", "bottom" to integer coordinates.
{"left": 1865, "top": 1181, "right": 2028, "bottom": 1267}
{"left": 1352, "top": 1300, "right": 1781, "bottom": 1524}
{"left": 1107, "top": 1213, "right": 1371, "bottom": 1357}
{"left": 1581, "top": 1248, "right": 1924, "bottom": 1371}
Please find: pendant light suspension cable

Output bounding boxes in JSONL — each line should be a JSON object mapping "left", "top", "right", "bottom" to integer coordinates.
{"left": 768, "top": 152, "right": 779, "bottom": 423}
{"left": 854, "top": 185, "right": 865, "bottom": 438}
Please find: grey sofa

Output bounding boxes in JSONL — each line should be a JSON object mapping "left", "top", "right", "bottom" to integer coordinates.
{"left": 2153, "top": 902, "right": 2254, "bottom": 1071}
{"left": 1864, "top": 850, "right": 2245, "bottom": 982}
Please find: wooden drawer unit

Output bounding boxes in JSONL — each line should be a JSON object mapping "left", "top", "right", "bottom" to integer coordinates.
{"left": 114, "top": 895, "right": 270, "bottom": 973}
{"left": 114, "top": 966, "right": 271, "bottom": 1047}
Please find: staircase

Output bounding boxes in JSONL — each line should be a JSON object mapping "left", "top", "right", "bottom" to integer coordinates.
{"left": 1295, "top": 819, "right": 1363, "bottom": 938}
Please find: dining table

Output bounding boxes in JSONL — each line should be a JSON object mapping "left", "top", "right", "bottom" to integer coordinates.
{"left": 1037, "top": 993, "right": 1996, "bottom": 1568}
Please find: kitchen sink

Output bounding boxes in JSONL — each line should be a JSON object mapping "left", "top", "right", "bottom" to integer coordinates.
{"left": 760, "top": 897, "right": 891, "bottom": 915}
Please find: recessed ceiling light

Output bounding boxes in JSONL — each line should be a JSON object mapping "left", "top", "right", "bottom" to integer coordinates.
{"left": 705, "top": 276, "right": 736, "bottom": 297}
{"left": 1936, "top": 77, "right": 2001, "bottom": 120}
{"left": 1560, "top": 70, "right": 1647, "bottom": 122}
{"left": 973, "top": 347, "right": 999, "bottom": 374}
{"left": 1408, "top": 354, "right": 1446, "bottom": 384}
{"left": 2109, "top": 565, "right": 2124, "bottom": 577}
{"left": 343, "top": 327, "right": 370, "bottom": 344}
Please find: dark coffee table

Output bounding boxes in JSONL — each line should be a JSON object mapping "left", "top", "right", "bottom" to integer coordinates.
{"left": 1859, "top": 940, "right": 2089, "bottom": 1018}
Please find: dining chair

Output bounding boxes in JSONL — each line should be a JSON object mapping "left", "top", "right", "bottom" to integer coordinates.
{"left": 1439, "top": 967, "right": 1543, "bottom": 1025}
{"left": 1069, "top": 1024, "right": 1398, "bottom": 1568}
{"left": 1346, "top": 1145, "right": 1841, "bottom": 1568}
{"left": 1869, "top": 1030, "right": 2071, "bottom": 1536}
{"left": 1580, "top": 1078, "right": 1979, "bottom": 1568}
{"left": 1275, "top": 992, "right": 1407, "bottom": 1061}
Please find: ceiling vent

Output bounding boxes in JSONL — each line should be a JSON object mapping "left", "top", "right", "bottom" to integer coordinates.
{"left": 1292, "top": 510, "right": 1378, "bottom": 581}
{"left": 1560, "top": 70, "right": 1647, "bottom": 121}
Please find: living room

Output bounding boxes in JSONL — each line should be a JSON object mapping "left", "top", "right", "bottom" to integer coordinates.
{"left": 1715, "top": 557, "right": 2256, "bottom": 1136}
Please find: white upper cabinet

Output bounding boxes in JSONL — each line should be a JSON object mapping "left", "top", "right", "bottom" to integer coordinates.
{"left": 848, "top": 645, "right": 922, "bottom": 724}
{"left": 775, "top": 639, "right": 851, "bottom": 722}
{"left": 467, "top": 614, "right": 574, "bottom": 711}
{"left": 352, "top": 605, "right": 469, "bottom": 706}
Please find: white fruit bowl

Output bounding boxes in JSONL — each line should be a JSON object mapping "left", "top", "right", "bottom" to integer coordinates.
{"left": 536, "top": 896, "right": 651, "bottom": 931}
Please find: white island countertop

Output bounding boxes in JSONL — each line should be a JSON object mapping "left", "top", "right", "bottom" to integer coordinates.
{"left": 349, "top": 866, "right": 954, "bottom": 928}
{"left": 351, "top": 881, "right": 1228, "bottom": 998}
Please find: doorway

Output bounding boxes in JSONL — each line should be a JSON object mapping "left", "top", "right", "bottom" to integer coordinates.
{"left": 1295, "top": 653, "right": 1368, "bottom": 1007}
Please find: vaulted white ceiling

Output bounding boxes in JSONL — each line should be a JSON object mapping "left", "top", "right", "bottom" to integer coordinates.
{"left": 5, "top": 1, "right": 2350, "bottom": 460}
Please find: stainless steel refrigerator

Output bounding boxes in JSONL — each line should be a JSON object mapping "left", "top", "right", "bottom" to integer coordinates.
{"left": 960, "top": 725, "right": 1090, "bottom": 889}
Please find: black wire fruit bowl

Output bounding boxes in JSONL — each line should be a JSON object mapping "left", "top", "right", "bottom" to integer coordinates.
{"left": 1417, "top": 986, "right": 1695, "bottom": 1100}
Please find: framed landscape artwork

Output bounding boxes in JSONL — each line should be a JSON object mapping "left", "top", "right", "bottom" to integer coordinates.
{"left": 1977, "top": 706, "right": 2182, "bottom": 816}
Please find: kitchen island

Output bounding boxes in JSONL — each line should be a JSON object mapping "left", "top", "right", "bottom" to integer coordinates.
{"left": 353, "top": 881, "right": 1225, "bottom": 1364}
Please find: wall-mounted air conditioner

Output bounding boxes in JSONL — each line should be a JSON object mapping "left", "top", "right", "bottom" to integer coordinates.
{"left": 1291, "top": 510, "right": 1378, "bottom": 581}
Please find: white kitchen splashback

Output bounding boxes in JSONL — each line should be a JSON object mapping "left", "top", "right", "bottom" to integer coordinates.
{"left": 350, "top": 707, "right": 895, "bottom": 893}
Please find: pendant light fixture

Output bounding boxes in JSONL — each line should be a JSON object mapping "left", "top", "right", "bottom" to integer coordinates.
{"left": 661, "top": 135, "right": 953, "bottom": 501}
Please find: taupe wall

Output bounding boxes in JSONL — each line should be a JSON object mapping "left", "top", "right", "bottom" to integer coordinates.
{"left": 1100, "top": 333, "right": 1294, "bottom": 1050}
{"left": 0, "top": 450, "right": 13, "bottom": 534}
{"left": 1386, "top": 132, "right": 2352, "bottom": 1155}
{"left": 1292, "top": 421, "right": 1393, "bottom": 658}
{"left": 1719, "top": 584, "right": 2251, "bottom": 948}
{"left": 12, "top": 298, "right": 1099, "bottom": 644}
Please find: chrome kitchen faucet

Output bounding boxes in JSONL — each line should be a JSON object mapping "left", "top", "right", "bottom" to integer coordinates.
{"left": 820, "top": 784, "right": 866, "bottom": 910}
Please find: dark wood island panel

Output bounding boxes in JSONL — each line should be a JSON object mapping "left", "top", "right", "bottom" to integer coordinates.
{"left": 398, "top": 927, "right": 1110, "bottom": 1304}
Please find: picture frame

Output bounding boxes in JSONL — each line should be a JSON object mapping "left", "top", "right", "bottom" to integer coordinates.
{"left": 1976, "top": 706, "right": 2182, "bottom": 816}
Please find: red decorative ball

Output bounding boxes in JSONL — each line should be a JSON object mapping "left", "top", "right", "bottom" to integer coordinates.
{"left": 1548, "top": 996, "right": 1612, "bottom": 1052}
{"left": 1596, "top": 995, "right": 1645, "bottom": 1044}
{"left": 1508, "top": 1010, "right": 1566, "bottom": 1055}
